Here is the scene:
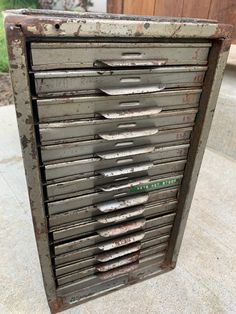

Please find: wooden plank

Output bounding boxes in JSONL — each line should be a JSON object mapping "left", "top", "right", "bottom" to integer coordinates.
{"left": 209, "top": 0, "right": 236, "bottom": 42}
{"left": 182, "top": 0, "right": 211, "bottom": 18}
{"left": 107, "top": 0, "right": 123, "bottom": 14}
{"left": 123, "top": 0, "right": 155, "bottom": 15}
{"left": 154, "top": 0, "right": 184, "bottom": 17}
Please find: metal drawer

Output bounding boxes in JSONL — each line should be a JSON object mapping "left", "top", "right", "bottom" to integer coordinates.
{"left": 56, "top": 242, "right": 168, "bottom": 286}
{"left": 34, "top": 66, "right": 207, "bottom": 97}
{"left": 54, "top": 227, "right": 171, "bottom": 268}
{"left": 45, "top": 144, "right": 189, "bottom": 198}
{"left": 54, "top": 212, "right": 174, "bottom": 274}
{"left": 54, "top": 220, "right": 174, "bottom": 257}
{"left": 31, "top": 42, "right": 211, "bottom": 70}
{"left": 39, "top": 108, "right": 197, "bottom": 144}
{"left": 41, "top": 127, "right": 193, "bottom": 161}
{"left": 52, "top": 211, "right": 175, "bottom": 243}
{"left": 47, "top": 174, "right": 182, "bottom": 216}
{"left": 57, "top": 243, "right": 168, "bottom": 286}
{"left": 50, "top": 199, "right": 177, "bottom": 242}
{"left": 56, "top": 251, "right": 166, "bottom": 295}
{"left": 45, "top": 144, "right": 189, "bottom": 180}
{"left": 36, "top": 89, "right": 202, "bottom": 122}
{"left": 49, "top": 188, "right": 179, "bottom": 230}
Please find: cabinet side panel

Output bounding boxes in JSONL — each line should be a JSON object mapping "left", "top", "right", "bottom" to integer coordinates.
{"left": 4, "top": 22, "right": 60, "bottom": 310}
{"left": 166, "top": 38, "right": 231, "bottom": 266}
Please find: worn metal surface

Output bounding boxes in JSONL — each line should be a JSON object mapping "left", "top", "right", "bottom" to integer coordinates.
{"left": 31, "top": 42, "right": 211, "bottom": 70}
{"left": 39, "top": 108, "right": 197, "bottom": 143}
{"left": 36, "top": 89, "right": 201, "bottom": 122}
{"left": 34, "top": 66, "right": 207, "bottom": 97}
{"left": 4, "top": 9, "right": 232, "bottom": 313}
{"left": 40, "top": 127, "right": 193, "bottom": 162}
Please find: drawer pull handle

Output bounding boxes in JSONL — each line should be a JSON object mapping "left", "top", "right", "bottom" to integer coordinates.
{"left": 98, "top": 177, "right": 150, "bottom": 192}
{"left": 98, "top": 231, "right": 145, "bottom": 251}
{"left": 98, "top": 128, "right": 159, "bottom": 141}
{"left": 97, "top": 218, "right": 146, "bottom": 238}
{"left": 98, "top": 107, "right": 162, "bottom": 119}
{"left": 98, "top": 262, "right": 139, "bottom": 280}
{"left": 96, "top": 252, "right": 140, "bottom": 272}
{"left": 97, "top": 206, "right": 145, "bottom": 224}
{"left": 94, "top": 59, "right": 167, "bottom": 67}
{"left": 96, "top": 145, "right": 155, "bottom": 160}
{"left": 100, "top": 84, "right": 165, "bottom": 96}
{"left": 96, "top": 242, "right": 141, "bottom": 262}
{"left": 99, "top": 162, "right": 154, "bottom": 177}
{"left": 96, "top": 194, "right": 149, "bottom": 213}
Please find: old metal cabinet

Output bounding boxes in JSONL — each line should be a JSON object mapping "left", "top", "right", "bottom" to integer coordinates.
{"left": 4, "top": 9, "right": 232, "bottom": 313}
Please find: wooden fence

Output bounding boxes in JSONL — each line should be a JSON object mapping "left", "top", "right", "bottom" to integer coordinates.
{"left": 107, "top": 0, "right": 236, "bottom": 42}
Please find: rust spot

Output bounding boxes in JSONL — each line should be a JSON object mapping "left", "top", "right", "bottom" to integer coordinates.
{"left": 74, "top": 24, "right": 82, "bottom": 36}
{"left": 212, "top": 24, "right": 233, "bottom": 52}
{"left": 183, "top": 93, "right": 194, "bottom": 103}
{"left": 21, "top": 135, "right": 30, "bottom": 149}
{"left": 49, "top": 297, "right": 65, "bottom": 314}
{"left": 161, "top": 260, "right": 176, "bottom": 269}
{"left": 134, "top": 23, "right": 143, "bottom": 37}
{"left": 25, "top": 115, "right": 33, "bottom": 124}
{"left": 16, "top": 111, "right": 22, "bottom": 118}
{"left": 194, "top": 73, "right": 204, "bottom": 82}
{"left": 144, "top": 22, "right": 150, "bottom": 29}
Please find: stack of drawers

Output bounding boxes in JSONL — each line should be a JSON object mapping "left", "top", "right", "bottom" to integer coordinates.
{"left": 29, "top": 41, "right": 210, "bottom": 295}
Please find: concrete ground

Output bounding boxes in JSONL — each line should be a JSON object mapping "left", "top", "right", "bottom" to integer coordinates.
{"left": 0, "top": 103, "right": 236, "bottom": 314}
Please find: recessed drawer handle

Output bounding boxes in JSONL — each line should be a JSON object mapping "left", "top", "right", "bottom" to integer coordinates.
{"left": 99, "top": 162, "right": 154, "bottom": 177}
{"left": 96, "top": 146, "right": 155, "bottom": 160}
{"left": 98, "top": 262, "right": 139, "bottom": 280}
{"left": 98, "top": 231, "right": 145, "bottom": 251}
{"left": 96, "top": 205, "right": 145, "bottom": 224}
{"left": 96, "top": 194, "right": 149, "bottom": 213}
{"left": 98, "top": 128, "right": 159, "bottom": 141}
{"left": 96, "top": 252, "right": 140, "bottom": 272}
{"left": 97, "top": 218, "right": 146, "bottom": 238}
{"left": 100, "top": 85, "right": 165, "bottom": 96}
{"left": 98, "top": 178, "right": 150, "bottom": 192}
{"left": 94, "top": 59, "right": 167, "bottom": 67}
{"left": 98, "top": 107, "right": 162, "bottom": 119}
{"left": 96, "top": 242, "right": 142, "bottom": 262}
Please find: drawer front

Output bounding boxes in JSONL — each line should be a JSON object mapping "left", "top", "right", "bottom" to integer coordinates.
{"left": 45, "top": 148, "right": 187, "bottom": 182}
{"left": 50, "top": 198, "right": 177, "bottom": 230}
{"left": 34, "top": 66, "right": 207, "bottom": 97}
{"left": 31, "top": 42, "right": 211, "bottom": 70}
{"left": 55, "top": 211, "right": 175, "bottom": 265}
{"left": 41, "top": 127, "right": 193, "bottom": 161}
{"left": 45, "top": 144, "right": 189, "bottom": 197}
{"left": 56, "top": 242, "right": 168, "bottom": 286}
{"left": 54, "top": 220, "right": 174, "bottom": 256}
{"left": 49, "top": 188, "right": 179, "bottom": 230}
{"left": 56, "top": 251, "right": 166, "bottom": 294}
{"left": 50, "top": 200, "right": 177, "bottom": 241}
{"left": 47, "top": 174, "right": 183, "bottom": 216}
{"left": 55, "top": 234, "right": 169, "bottom": 271}
{"left": 39, "top": 109, "right": 197, "bottom": 144}
{"left": 37, "top": 89, "right": 202, "bottom": 122}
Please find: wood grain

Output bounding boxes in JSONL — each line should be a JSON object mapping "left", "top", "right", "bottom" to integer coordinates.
{"left": 123, "top": 0, "right": 155, "bottom": 15}
{"left": 182, "top": 0, "right": 212, "bottom": 18}
{"left": 107, "top": 0, "right": 123, "bottom": 14}
{"left": 209, "top": 0, "right": 236, "bottom": 43}
{"left": 154, "top": 0, "right": 184, "bottom": 17}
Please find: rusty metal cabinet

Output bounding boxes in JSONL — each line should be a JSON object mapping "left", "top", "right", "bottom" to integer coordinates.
{"left": 4, "top": 9, "right": 232, "bottom": 313}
